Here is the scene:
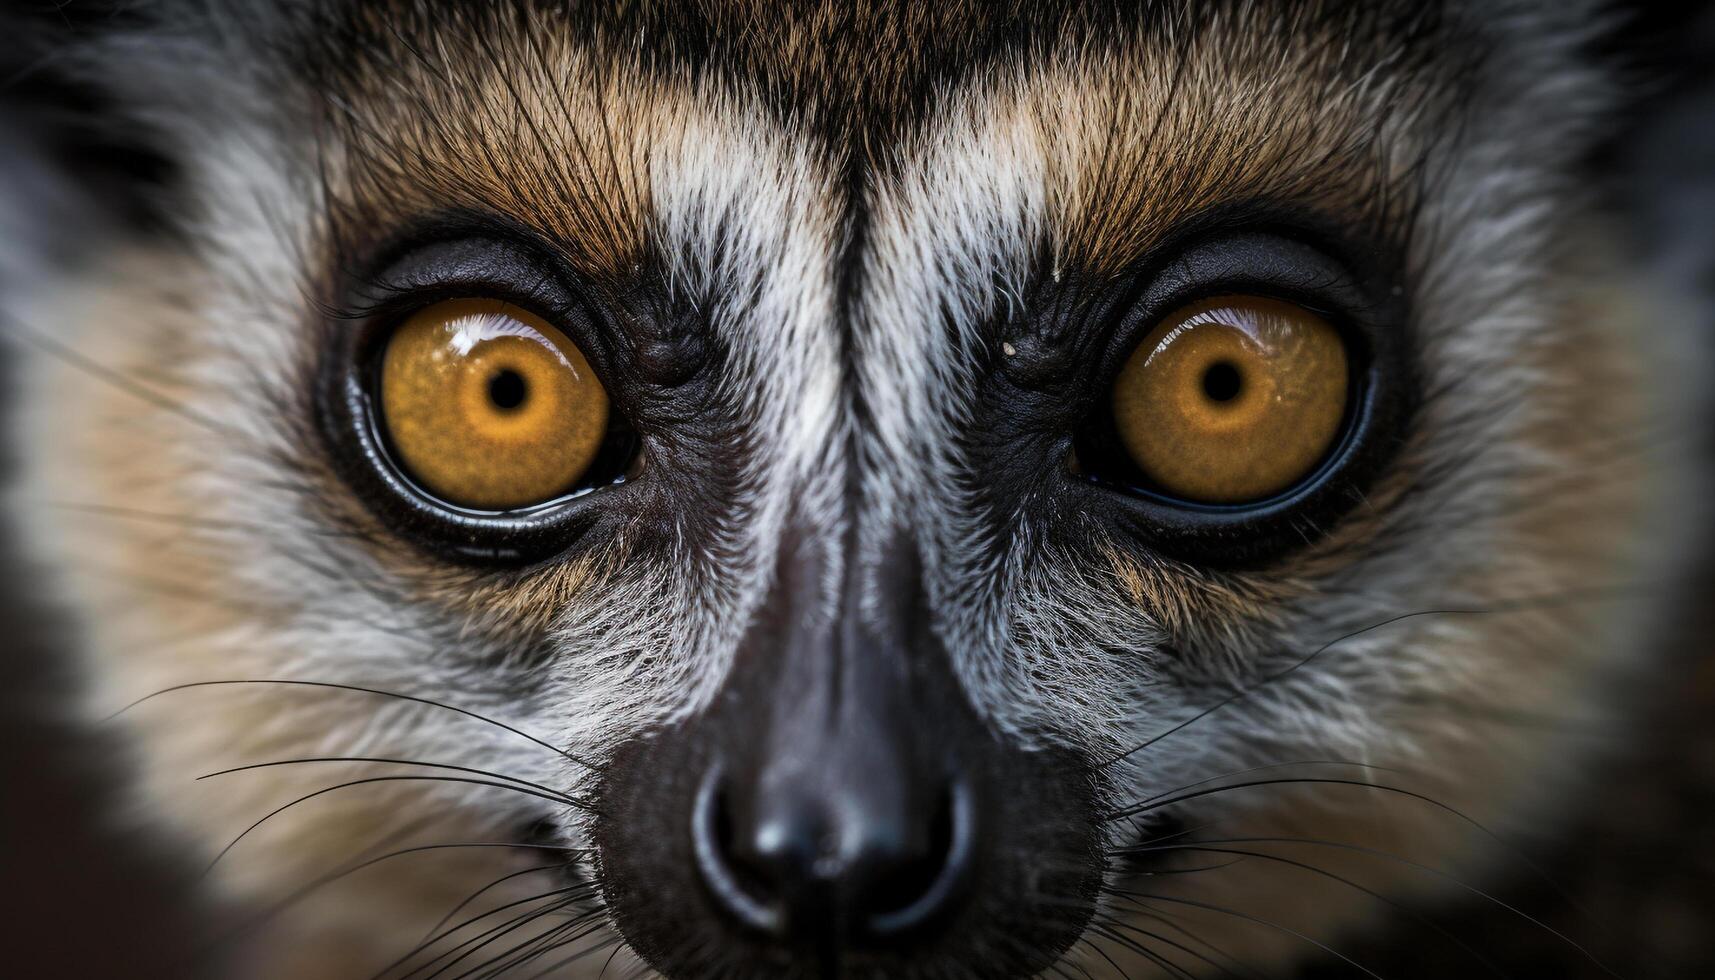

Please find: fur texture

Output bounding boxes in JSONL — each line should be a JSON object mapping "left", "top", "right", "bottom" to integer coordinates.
{"left": 1, "top": 1, "right": 1706, "bottom": 977}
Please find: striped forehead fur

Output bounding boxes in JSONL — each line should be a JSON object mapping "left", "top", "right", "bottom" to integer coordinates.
{"left": 304, "top": 0, "right": 1460, "bottom": 257}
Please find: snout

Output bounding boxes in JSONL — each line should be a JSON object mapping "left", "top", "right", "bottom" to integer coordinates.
{"left": 594, "top": 530, "right": 1103, "bottom": 977}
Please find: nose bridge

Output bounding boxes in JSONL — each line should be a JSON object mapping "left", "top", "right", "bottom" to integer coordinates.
{"left": 749, "top": 519, "right": 936, "bottom": 827}
{"left": 684, "top": 473, "right": 980, "bottom": 942}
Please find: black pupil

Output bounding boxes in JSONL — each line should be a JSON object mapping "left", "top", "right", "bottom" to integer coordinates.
{"left": 488, "top": 369, "right": 528, "bottom": 410}
{"left": 1202, "top": 361, "right": 1243, "bottom": 402}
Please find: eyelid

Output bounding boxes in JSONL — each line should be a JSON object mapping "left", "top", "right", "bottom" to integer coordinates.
{"left": 340, "top": 237, "right": 575, "bottom": 317}
{"left": 1101, "top": 232, "right": 1379, "bottom": 377}
{"left": 334, "top": 234, "right": 627, "bottom": 404}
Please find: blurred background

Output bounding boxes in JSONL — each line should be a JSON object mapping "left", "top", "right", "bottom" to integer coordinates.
{"left": 1, "top": 3, "right": 1712, "bottom": 978}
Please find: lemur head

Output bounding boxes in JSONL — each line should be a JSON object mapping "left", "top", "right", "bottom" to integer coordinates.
{"left": 2, "top": 1, "right": 1704, "bottom": 977}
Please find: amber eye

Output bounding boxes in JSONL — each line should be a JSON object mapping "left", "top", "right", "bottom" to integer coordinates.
{"left": 1110, "top": 295, "right": 1350, "bottom": 505}
{"left": 379, "top": 299, "right": 609, "bottom": 510}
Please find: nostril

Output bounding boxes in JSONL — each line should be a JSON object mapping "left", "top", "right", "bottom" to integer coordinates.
{"left": 864, "top": 779, "right": 974, "bottom": 937}
{"left": 864, "top": 790, "right": 947, "bottom": 916}
{"left": 692, "top": 763, "right": 977, "bottom": 943}
{"left": 692, "top": 766, "right": 785, "bottom": 936}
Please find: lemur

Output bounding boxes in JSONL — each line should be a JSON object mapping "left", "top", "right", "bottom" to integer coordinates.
{"left": 1, "top": 1, "right": 1709, "bottom": 978}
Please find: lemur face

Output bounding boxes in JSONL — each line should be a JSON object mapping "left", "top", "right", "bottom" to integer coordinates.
{"left": 4, "top": 1, "right": 1703, "bottom": 977}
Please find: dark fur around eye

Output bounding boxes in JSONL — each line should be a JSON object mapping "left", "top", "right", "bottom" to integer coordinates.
{"left": 971, "top": 223, "right": 1417, "bottom": 568}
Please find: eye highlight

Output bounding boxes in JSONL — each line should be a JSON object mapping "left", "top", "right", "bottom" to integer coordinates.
{"left": 1110, "top": 295, "right": 1349, "bottom": 505}
{"left": 379, "top": 299, "right": 610, "bottom": 511}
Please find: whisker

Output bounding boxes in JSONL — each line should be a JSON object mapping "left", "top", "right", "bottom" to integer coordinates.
{"left": 615, "top": 953, "right": 658, "bottom": 980}
{"left": 1070, "top": 933, "right": 1139, "bottom": 980}
{"left": 1126, "top": 760, "right": 1402, "bottom": 812}
{"left": 1132, "top": 817, "right": 1229, "bottom": 849}
{"left": 205, "top": 841, "right": 583, "bottom": 964}
{"left": 1106, "top": 888, "right": 1382, "bottom": 979}
{"left": 1043, "top": 963, "right": 1080, "bottom": 980}
{"left": 1120, "top": 908, "right": 1269, "bottom": 980}
{"left": 1045, "top": 945, "right": 1101, "bottom": 980}
{"left": 446, "top": 897, "right": 604, "bottom": 980}
{"left": 1125, "top": 834, "right": 1608, "bottom": 976}
{"left": 391, "top": 904, "right": 569, "bottom": 980}
{"left": 465, "top": 910, "right": 609, "bottom": 980}
{"left": 416, "top": 863, "right": 574, "bottom": 953}
{"left": 1094, "top": 911, "right": 1245, "bottom": 979}
{"left": 401, "top": 894, "right": 589, "bottom": 980}
{"left": 1103, "top": 771, "right": 1619, "bottom": 968}
{"left": 0, "top": 309, "right": 239, "bottom": 438}
{"left": 521, "top": 933, "right": 626, "bottom": 980}
{"left": 1086, "top": 920, "right": 1198, "bottom": 980}
{"left": 595, "top": 939, "right": 626, "bottom": 980}
{"left": 417, "top": 898, "right": 591, "bottom": 980}
{"left": 207, "top": 776, "right": 592, "bottom": 875}
{"left": 1112, "top": 776, "right": 1491, "bottom": 829}
{"left": 1099, "top": 586, "right": 1655, "bottom": 772}
{"left": 1128, "top": 841, "right": 1507, "bottom": 977}
{"left": 199, "top": 756, "right": 578, "bottom": 804}
{"left": 110, "top": 679, "right": 593, "bottom": 769}
{"left": 391, "top": 880, "right": 594, "bottom": 978}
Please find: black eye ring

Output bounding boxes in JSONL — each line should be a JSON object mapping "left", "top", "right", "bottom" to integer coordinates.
{"left": 317, "top": 234, "right": 642, "bottom": 566}
{"left": 1065, "top": 230, "right": 1415, "bottom": 566}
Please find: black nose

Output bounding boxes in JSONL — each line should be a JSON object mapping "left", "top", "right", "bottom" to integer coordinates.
{"left": 692, "top": 763, "right": 973, "bottom": 942}
{"left": 595, "top": 527, "right": 1102, "bottom": 978}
